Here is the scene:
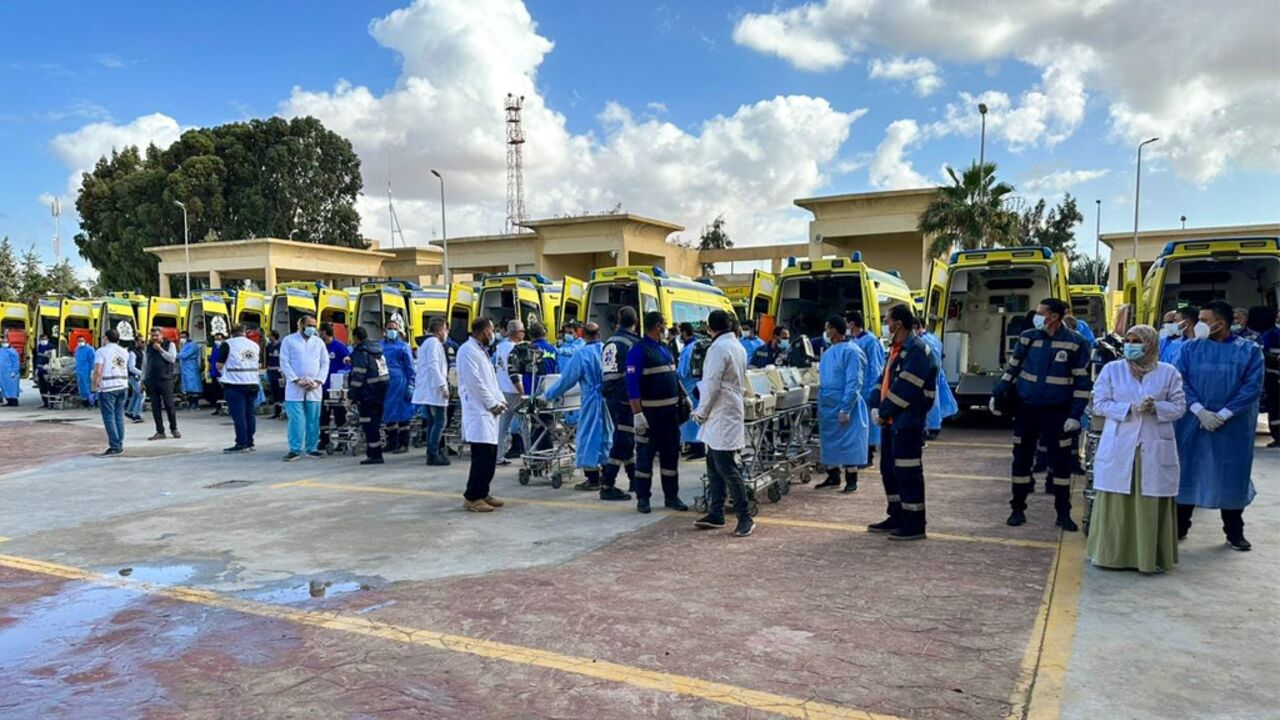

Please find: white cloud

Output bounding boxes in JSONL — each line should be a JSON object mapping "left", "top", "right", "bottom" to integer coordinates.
{"left": 1021, "top": 168, "right": 1109, "bottom": 197}
{"left": 868, "top": 56, "right": 942, "bottom": 96}
{"left": 732, "top": 0, "right": 1280, "bottom": 182}
{"left": 94, "top": 53, "right": 127, "bottom": 69}
{"left": 48, "top": 112, "right": 184, "bottom": 199}
{"left": 869, "top": 119, "right": 928, "bottom": 190}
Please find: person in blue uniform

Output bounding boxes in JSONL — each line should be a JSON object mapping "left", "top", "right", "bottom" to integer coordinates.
{"left": 380, "top": 320, "right": 416, "bottom": 454}
{"left": 35, "top": 334, "right": 54, "bottom": 408}
{"left": 1066, "top": 314, "right": 1096, "bottom": 347}
{"left": 869, "top": 304, "right": 940, "bottom": 540}
{"left": 74, "top": 338, "right": 97, "bottom": 406}
{"left": 542, "top": 322, "right": 617, "bottom": 493}
{"left": 813, "top": 316, "right": 869, "bottom": 492}
{"left": 846, "top": 312, "right": 884, "bottom": 465}
{"left": 1175, "top": 300, "right": 1265, "bottom": 551}
{"left": 318, "top": 322, "right": 351, "bottom": 452}
{"left": 1159, "top": 306, "right": 1200, "bottom": 365}
{"left": 176, "top": 332, "right": 202, "bottom": 409}
{"left": 598, "top": 309, "right": 640, "bottom": 501}
{"left": 675, "top": 323, "right": 705, "bottom": 460}
{"left": 750, "top": 327, "right": 791, "bottom": 368}
{"left": 739, "top": 319, "right": 765, "bottom": 360}
{"left": 990, "top": 297, "right": 1092, "bottom": 531}
{"left": 627, "top": 311, "right": 690, "bottom": 514}
{"left": 265, "top": 330, "right": 284, "bottom": 419}
{"left": 522, "top": 324, "right": 559, "bottom": 452}
{"left": 556, "top": 321, "right": 584, "bottom": 427}
{"left": 348, "top": 326, "right": 390, "bottom": 465}
{"left": 917, "top": 326, "right": 958, "bottom": 440}
{"left": 0, "top": 338, "right": 19, "bottom": 406}
{"left": 1260, "top": 308, "right": 1280, "bottom": 448}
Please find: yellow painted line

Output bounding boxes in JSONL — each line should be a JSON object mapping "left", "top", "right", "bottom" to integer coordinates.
{"left": 269, "top": 478, "right": 322, "bottom": 490}
{"left": 0, "top": 552, "right": 904, "bottom": 720}
{"left": 287, "top": 480, "right": 1056, "bottom": 550}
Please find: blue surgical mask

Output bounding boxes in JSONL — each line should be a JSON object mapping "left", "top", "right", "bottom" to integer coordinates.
{"left": 563, "top": 333, "right": 575, "bottom": 344}
{"left": 1032, "top": 314, "right": 1047, "bottom": 330}
{"left": 386, "top": 329, "right": 399, "bottom": 341}
{"left": 1123, "top": 343, "right": 1145, "bottom": 361}
{"left": 303, "top": 326, "right": 317, "bottom": 338}
{"left": 778, "top": 339, "right": 790, "bottom": 351}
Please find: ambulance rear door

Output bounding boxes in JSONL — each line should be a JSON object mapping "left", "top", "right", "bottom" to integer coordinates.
{"left": 446, "top": 282, "right": 476, "bottom": 345}
{"left": 559, "top": 276, "right": 586, "bottom": 328}
{"left": 748, "top": 270, "right": 777, "bottom": 340}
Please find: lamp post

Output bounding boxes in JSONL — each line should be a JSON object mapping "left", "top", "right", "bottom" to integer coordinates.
{"left": 1132, "top": 137, "right": 1159, "bottom": 260}
{"left": 173, "top": 200, "right": 190, "bottom": 297}
{"left": 1180, "top": 214, "right": 1187, "bottom": 230}
{"left": 977, "top": 103, "right": 989, "bottom": 249}
{"left": 1095, "top": 199, "right": 1102, "bottom": 285}
{"left": 430, "top": 169, "right": 449, "bottom": 283}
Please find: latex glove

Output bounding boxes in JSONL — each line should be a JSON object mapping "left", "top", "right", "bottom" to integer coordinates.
{"left": 838, "top": 411, "right": 850, "bottom": 425}
{"left": 691, "top": 410, "right": 707, "bottom": 425}
{"left": 1063, "top": 418, "right": 1081, "bottom": 434}
{"left": 1194, "top": 408, "right": 1224, "bottom": 431}
{"left": 988, "top": 397, "right": 1002, "bottom": 416}
{"left": 633, "top": 412, "right": 649, "bottom": 434}
{"left": 870, "top": 408, "right": 881, "bottom": 426}
{"left": 1139, "top": 396, "right": 1157, "bottom": 414}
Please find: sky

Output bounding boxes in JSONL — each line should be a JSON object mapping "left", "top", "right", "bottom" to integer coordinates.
{"left": 2, "top": 0, "right": 1277, "bottom": 278}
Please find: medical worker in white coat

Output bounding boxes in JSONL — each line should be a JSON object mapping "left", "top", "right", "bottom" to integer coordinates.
{"left": 1086, "top": 324, "right": 1185, "bottom": 574}
{"left": 457, "top": 317, "right": 508, "bottom": 513}
{"left": 413, "top": 317, "right": 451, "bottom": 466}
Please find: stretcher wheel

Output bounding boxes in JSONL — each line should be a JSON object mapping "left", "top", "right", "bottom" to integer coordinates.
{"left": 747, "top": 500, "right": 760, "bottom": 517}
{"left": 766, "top": 484, "right": 782, "bottom": 503}
{"left": 798, "top": 466, "right": 811, "bottom": 484}
{"left": 693, "top": 496, "right": 708, "bottom": 513}
{"left": 550, "top": 472, "right": 564, "bottom": 489}
{"left": 518, "top": 468, "right": 531, "bottom": 486}
{"left": 780, "top": 477, "right": 791, "bottom": 496}
{"left": 325, "top": 446, "right": 334, "bottom": 455}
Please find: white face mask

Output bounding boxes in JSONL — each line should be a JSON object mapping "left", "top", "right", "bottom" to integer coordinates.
{"left": 1032, "top": 314, "right": 1047, "bottom": 330}
{"left": 1161, "top": 322, "right": 1179, "bottom": 338}
{"left": 1192, "top": 321, "right": 1211, "bottom": 340}
{"left": 881, "top": 324, "right": 891, "bottom": 338}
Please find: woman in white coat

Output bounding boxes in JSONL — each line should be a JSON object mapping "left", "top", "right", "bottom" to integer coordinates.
{"left": 1086, "top": 324, "right": 1186, "bottom": 574}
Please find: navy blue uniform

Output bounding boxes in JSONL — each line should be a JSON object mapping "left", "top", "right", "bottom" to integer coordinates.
{"left": 992, "top": 327, "right": 1092, "bottom": 517}
{"left": 265, "top": 339, "right": 283, "bottom": 414}
{"left": 348, "top": 340, "right": 389, "bottom": 461}
{"left": 869, "top": 334, "right": 939, "bottom": 535}
{"left": 600, "top": 329, "right": 641, "bottom": 490}
{"left": 750, "top": 342, "right": 785, "bottom": 368}
{"left": 626, "top": 336, "right": 681, "bottom": 503}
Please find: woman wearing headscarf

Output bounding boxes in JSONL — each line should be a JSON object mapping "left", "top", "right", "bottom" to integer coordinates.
{"left": 1087, "top": 325, "right": 1186, "bottom": 573}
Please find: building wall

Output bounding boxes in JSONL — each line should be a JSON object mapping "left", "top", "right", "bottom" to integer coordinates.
{"left": 821, "top": 231, "right": 928, "bottom": 288}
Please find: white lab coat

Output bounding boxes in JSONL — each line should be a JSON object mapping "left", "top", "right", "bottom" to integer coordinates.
{"left": 695, "top": 332, "right": 747, "bottom": 451}
{"left": 457, "top": 337, "right": 502, "bottom": 444}
{"left": 1090, "top": 360, "right": 1186, "bottom": 497}
{"left": 412, "top": 336, "right": 449, "bottom": 407}
{"left": 279, "top": 332, "right": 329, "bottom": 402}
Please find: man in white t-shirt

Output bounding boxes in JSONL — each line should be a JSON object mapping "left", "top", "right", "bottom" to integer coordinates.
{"left": 92, "top": 328, "right": 132, "bottom": 456}
{"left": 494, "top": 319, "right": 525, "bottom": 462}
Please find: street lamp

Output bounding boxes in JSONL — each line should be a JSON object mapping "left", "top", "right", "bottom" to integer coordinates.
{"left": 430, "top": 169, "right": 449, "bottom": 283}
{"left": 1095, "top": 199, "right": 1102, "bottom": 284}
{"left": 173, "top": 200, "right": 190, "bottom": 297}
{"left": 1132, "top": 137, "right": 1159, "bottom": 260}
{"left": 1180, "top": 215, "right": 1187, "bottom": 230}
{"left": 977, "top": 103, "right": 989, "bottom": 248}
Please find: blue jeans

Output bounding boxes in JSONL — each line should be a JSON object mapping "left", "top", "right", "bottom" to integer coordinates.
{"left": 98, "top": 389, "right": 126, "bottom": 451}
{"left": 126, "top": 377, "right": 144, "bottom": 417}
{"left": 224, "top": 384, "right": 258, "bottom": 448}
{"left": 423, "top": 404, "right": 446, "bottom": 456}
{"left": 285, "top": 399, "right": 321, "bottom": 454}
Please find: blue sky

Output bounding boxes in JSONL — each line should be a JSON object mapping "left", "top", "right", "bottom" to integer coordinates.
{"left": 2, "top": 0, "right": 1276, "bottom": 273}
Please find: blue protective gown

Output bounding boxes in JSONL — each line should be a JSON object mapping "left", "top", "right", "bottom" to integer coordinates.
{"left": 677, "top": 340, "right": 700, "bottom": 443}
{"left": 919, "top": 331, "right": 959, "bottom": 431}
{"left": 177, "top": 342, "right": 203, "bottom": 393}
{"left": 1174, "top": 336, "right": 1264, "bottom": 509}
{"left": 817, "top": 339, "right": 869, "bottom": 467}
{"left": 74, "top": 343, "right": 96, "bottom": 402}
{"left": 381, "top": 336, "right": 416, "bottom": 424}
{"left": 0, "top": 346, "right": 20, "bottom": 400}
{"left": 542, "top": 340, "right": 613, "bottom": 469}
{"left": 1159, "top": 336, "right": 1188, "bottom": 366}
{"left": 849, "top": 331, "right": 885, "bottom": 447}
{"left": 1075, "top": 320, "right": 1097, "bottom": 347}
{"left": 556, "top": 337, "right": 584, "bottom": 426}
{"left": 740, "top": 335, "right": 764, "bottom": 361}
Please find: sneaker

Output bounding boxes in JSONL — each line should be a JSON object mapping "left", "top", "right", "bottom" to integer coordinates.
{"left": 599, "top": 486, "right": 631, "bottom": 501}
{"left": 734, "top": 517, "right": 755, "bottom": 537}
{"left": 1006, "top": 510, "right": 1026, "bottom": 526}
{"left": 694, "top": 515, "right": 726, "bottom": 530}
{"left": 888, "top": 528, "right": 926, "bottom": 541}
{"left": 360, "top": 457, "right": 385, "bottom": 465}
{"left": 98, "top": 448, "right": 120, "bottom": 457}
{"left": 497, "top": 459, "right": 512, "bottom": 467}
{"left": 574, "top": 479, "right": 601, "bottom": 492}
{"left": 307, "top": 451, "right": 325, "bottom": 458}
{"left": 463, "top": 499, "right": 494, "bottom": 513}
{"left": 664, "top": 497, "right": 690, "bottom": 512}
{"left": 1227, "top": 535, "right": 1252, "bottom": 552}
{"left": 130, "top": 416, "right": 144, "bottom": 424}
{"left": 482, "top": 496, "right": 504, "bottom": 508}
{"left": 637, "top": 498, "right": 651, "bottom": 514}
{"left": 867, "top": 517, "right": 902, "bottom": 533}
{"left": 223, "top": 445, "right": 248, "bottom": 453}
{"left": 148, "top": 432, "right": 166, "bottom": 441}
{"left": 283, "top": 452, "right": 301, "bottom": 462}
{"left": 1267, "top": 440, "right": 1280, "bottom": 448}
{"left": 1056, "top": 514, "right": 1079, "bottom": 532}
{"left": 170, "top": 431, "right": 182, "bottom": 439}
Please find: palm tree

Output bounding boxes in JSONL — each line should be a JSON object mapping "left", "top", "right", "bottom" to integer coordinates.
{"left": 918, "top": 161, "right": 1020, "bottom": 258}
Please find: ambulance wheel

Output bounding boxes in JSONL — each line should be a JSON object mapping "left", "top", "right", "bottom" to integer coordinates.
{"left": 694, "top": 497, "right": 708, "bottom": 513}
{"left": 518, "top": 468, "right": 531, "bottom": 486}
{"left": 766, "top": 484, "right": 783, "bottom": 503}
{"left": 550, "top": 472, "right": 564, "bottom": 489}
{"left": 747, "top": 500, "right": 760, "bottom": 517}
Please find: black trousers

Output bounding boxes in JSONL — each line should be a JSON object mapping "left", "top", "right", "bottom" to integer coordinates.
{"left": 465, "top": 442, "right": 497, "bottom": 501}
{"left": 319, "top": 403, "right": 348, "bottom": 447}
{"left": 267, "top": 369, "right": 284, "bottom": 411}
{"left": 358, "top": 394, "right": 385, "bottom": 460}
{"left": 881, "top": 423, "right": 926, "bottom": 530}
{"left": 601, "top": 399, "right": 636, "bottom": 489}
{"left": 145, "top": 378, "right": 178, "bottom": 435}
{"left": 1264, "top": 372, "right": 1280, "bottom": 442}
{"left": 1010, "top": 403, "right": 1074, "bottom": 514}
{"left": 1178, "top": 504, "right": 1246, "bottom": 540}
{"left": 37, "top": 370, "right": 50, "bottom": 405}
{"left": 635, "top": 407, "right": 680, "bottom": 501}
{"left": 706, "top": 449, "right": 749, "bottom": 521}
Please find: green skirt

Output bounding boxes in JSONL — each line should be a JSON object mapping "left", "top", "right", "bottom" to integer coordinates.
{"left": 1086, "top": 454, "right": 1178, "bottom": 574}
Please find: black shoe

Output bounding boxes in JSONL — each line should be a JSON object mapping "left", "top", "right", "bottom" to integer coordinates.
{"left": 599, "top": 486, "right": 631, "bottom": 501}
{"left": 427, "top": 454, "right": 450, "bottom": 466}
{"left": 1227, "top": 535, "right": 1252, "bottom": 551}
{"left": 694, "top": 515, "right": 726, "bottom": 529}
{"left": 574, "top": 479, "right": 601, "bottom": 492}
{"left": 98, "top": 448, "right": 122, "bottom": 457}
{"left": 686, "top": 448, "right": 706, "bottom": 461}
{"left": 1006, "top": 510, "right": 1027, "bottom": 526}
{"left": 223, "top": 445, "right": 248, "bottom": 453}
{"left": 504, "top": 448, "right": 523, "bottom": 460}
{"left": 1056, "top": 514, "right": 1079, "bottom": 532}
{"left": 497, "top": 459, "right": 511, "bottom": 466}
{"left": 307, "top": 451, "right": 325, "bottom": 458}
{"left": 734, "top": 517, "right": 755, "bottom": 537}
{"left": 842, "top": 481, "right": 858, "bottom": 493}
{"left": 664, "top": 497, "right": 689, "bottom": 512}
{"left": 1266, "top": 440, "right": 1280, "bottom": 448}
{"left": 637, "top": 498, "right": 651, "bottom": 514}
{"left": 283, "top": 452, "right": 301, "bottom": 462}
{"left": 888, "top": 527, "right": 926, "bottom": 541}
{"left": 814, "top": 477, "right": 841, "bottom": 489}
{"left": 391, "top": 445, "right": 408, "bottom": 455}
{"left": 360, "top": 457, "right": 385, "bottom": 465}
{"left": 867, "top": 517, "right": 902, "bottom": 533}
{"left": 925, "top": 430, "right": 940, "bottom": 441}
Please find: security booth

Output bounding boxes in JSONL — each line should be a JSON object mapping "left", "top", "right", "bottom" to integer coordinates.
{"left": 1121, "top": 237, "right": 1280, "bottom": 330}
{"left": 0, "top": 302, "right": 31, "bottom": 376}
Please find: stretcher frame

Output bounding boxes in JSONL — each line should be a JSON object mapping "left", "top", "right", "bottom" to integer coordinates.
{"left": 517, "top": 394, "right": 578, "bottom": 489}
{"left": 693, "top": 401, "right": 816, "bottom": 516}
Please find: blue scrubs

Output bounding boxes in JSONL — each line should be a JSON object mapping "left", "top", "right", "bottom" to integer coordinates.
{"left": 919, "top": 331, "right": 959, "bottom": 431}
{"left": 177, "top": 342, "right": 203, "bottom": 394}
{"left": 381, "top": 336, "right": 416, "bottom": 424}
{"left": 740, "top": 335, "right": 764, "bottom": 361}
{"left": 817, "top": 339, "right": 869, "bottom": 468}
{"left": 677, "top": 341, "right": 700, "bottom": 443}
{"left": 0, "top": 346, "right": 20, "bottom": 400}
{"left": 74, "top": 343, "right": 96, "bottom": 403}
{"left": 557, "top": 337, "right": 584, "bottom": 425}
{"left": 543, "top": 340, "right": 613, "bottom": 469}
{"left": 850, "top": 331, "right": 885, "bottom": 448}
{"left": 1159, "top": 336, "right": 1188, "bottom": 366}
{"left": 1074, "top": 320, "right": 1096, "bottom": 347}
{"left": 1175, "top": 336, "right": 1264, "bottom": 509}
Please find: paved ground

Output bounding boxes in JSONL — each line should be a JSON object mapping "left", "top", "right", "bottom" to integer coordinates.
{"left": 0, "top": 380, "right": 1275, "bottom": 720}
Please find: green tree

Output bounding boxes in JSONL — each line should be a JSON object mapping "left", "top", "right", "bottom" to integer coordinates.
{"left": 698, "top": 214, "right": 733, "bottom": 275}
{"left": 1018, "top": 193, "right": 1084, "bottom": 260}
{"left": 1069, "top": 256, "right": 1109, "bottom": 287}
{"left": 74, "top": 116, "right": 364, "bottom": 294}
{"left": 0, "top": 237, "right": 19, "bottom": 301}
{"left": 44, "top": 259, "right": 89, "bottom": 298}
{"left": 17, "top": 245, "right": 47, "bottom": 307}
{"left": 918, "top": 162, "right": 1020, "bottom": 258}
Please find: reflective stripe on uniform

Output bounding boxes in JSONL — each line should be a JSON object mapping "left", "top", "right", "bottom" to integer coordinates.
{"left": 1020, "top": 336, "right": 1031, "bottom": 346}
{"left": 1012, "top": 435, "right": 1022, "bottom": 444}
{"left": 1032, "top": 340, "right": 1045, "bottom": 348}
{"left": 608, "top": 457, "right": 635, "bottom": 467}
{"left": 896, "top": 458, "right": 922, "bottom": 468}
{"left": 641, "top": 397, "right": 678, "bottom": 408}
{"left": 1019, "top": 372, "right": 1039, "bottom": 382}
{"left": 660, "top": 469, "right": 677, "bottom": 477}
{"left": 886, "top": 494, "right": 901, "bottom": 502}
{"left": 615, "top": 424, "right": 635, "bottom": 433}
{"left": 1012, "top": 475, "right": 1033, "bottom": 484}
{"left": 887, "top": 392, "right": 910, "bottom": 408}
{"left": 1001, "top": 373, "right": 1015, "bottom": 383}
{"left": 1008, "top": 356, "right": 1022, "bottom": 367}
{"left": 368, "top": 441, "right": 382, "bottom": 448}
{"left": 900, "top": 371, "right": 925, "bottom": 388}
{"left": 603, "top": 372, "right": 626, "bottom": 381}
{"left": 359, "top": 416, "right": 371, "bottom": 422}
{"left": 1059, "top": 437, "right": 1073, "bottom": 448}
{"left": 1052, "top": 475, "right": 1074, "bottom": 486}
{"left": 1045, "top": 376, "right": 1071, "bottom": 385}
{"left": 923, "top": 389, "right": 936, "bottom": 399}
{"left": 901, "top": 502, "right": 925, "bottom": 511}
{"left": 1071, "top": 367, "right": 1089, "bottom": 376}
{"left": 642, "top": 364, "right": 675, "bottom": 375}
{"left": 1073, "top": 390, "right": 1090, "bottom": 399}
{"left": 634, "top": 471, "right": 652, "bottom": 479}
{"left": 1051, "top": 341, "right": 1076, "bottom": 350}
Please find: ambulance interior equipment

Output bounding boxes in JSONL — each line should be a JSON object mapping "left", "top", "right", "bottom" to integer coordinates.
{"left": 942, "top": 265, "right": 1052, "bottom": 393}
{"left": 587, "top": 283, "right": 651, "bottom": 338}
{"left": 479, "top": 283, "right": 541, "bottom": 331}
{"left": 764, "top": 366, "right": 808, "bottom": 409}
{"left": 777, "top": 274, "right": 864, "bottom": 342}
{"left": 1155, "top": 254, "right": 1280, "bottom": 316}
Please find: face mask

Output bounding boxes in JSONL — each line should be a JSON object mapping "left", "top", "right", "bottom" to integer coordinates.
{"left": 0, "top": 342, "right": 8, "bottom": 349}
{"left": 1161, "top": 322, "right": 1179, "bottom": 338}
{"left": 1230, "top": 324, "right": 1242, "bottom": 333}
{"left": 563, "top": 333, "right": 575, "bottom": 344}
{"left": 881, "top": 324, "right": 891, "bottom": 338}
{"left": 778, "top": 339, "right": 790, "bottom": 351}
{"left": 386, "top": 329, "right": 399, "bottom": 340}
{"left": 743, "top": 330, "right": 753, "bottom": 338}
{"left": 1123, "top": 343, "right": 1146, "bottom": 361}
{"left": 487, "top": 333, "right": 497, "bottom": 347}
{"left": 1192, "top": 321, "right": 1211, "bottom": 340}
{"left": 303, "top": 327, "right": 316, "bottom": 338}
{"left": 1032, "top": 314, "right": 1047, "bottom": 330}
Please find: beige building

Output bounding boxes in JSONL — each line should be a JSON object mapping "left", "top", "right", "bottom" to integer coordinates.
{"left": 1099, "top": 223, "right": 1280, "bottom": 289}
{"left": 795, "top": 188, "right": 939, "bottom": 288}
